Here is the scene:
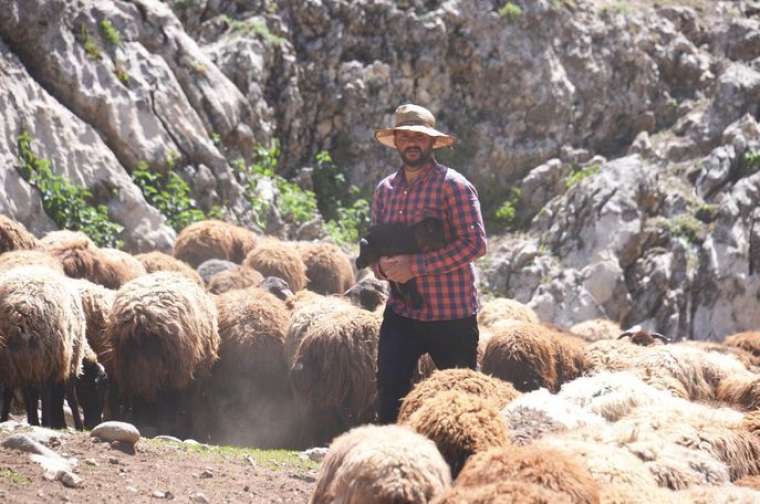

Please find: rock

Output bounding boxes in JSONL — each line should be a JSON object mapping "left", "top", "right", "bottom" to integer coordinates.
{"left": 109, "top": 457, "right": 120, "bottom": 465}
{"left": 153, "top": 435, "right": 182, "bottom": 443}
{"left": 151, "top": 490, "right": 173, "bottom": 499}
{"left": 57, "top": 470, "right": 83, "bottom": 489}
{"left": 199, "top": 469, "right": 213, "bottom": 479}
{"left": 183, "top": 439, "right": 201, "bottom": 446}
{"left": 2, "top": 434, "right": 57, "bottom": 456}
{"left": 90, "top": 422, "right": 141, "bottom": 446}
{"left": 85, "top": 459, "right": 98, "bottom": 467}
{"left": 189, "top": 492, "right": 210, "bottom": 504}
{"left": 299, "top": 447, "right": 328, "bottom": 463}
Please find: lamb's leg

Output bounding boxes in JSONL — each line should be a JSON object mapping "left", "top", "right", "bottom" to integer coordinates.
{"left": 23, "top": 387, "right": 39, "bottom": 426}
{"left": 1, "top": 386, "right": 10, "bottom": 422}
{"left": 65, "top": 381, "right": 84, "bottom": 431}
{"left": 49, "top": 382, "right": 66, "bottom": 429}
{"left": 40, "top": 384, "right": 53, "bottom": 427}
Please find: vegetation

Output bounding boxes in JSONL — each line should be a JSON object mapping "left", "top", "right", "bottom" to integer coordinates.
{"left": 0, "top": 468, "right": 31, "bottom": 485}
{"left": 227, "top": 16, "right": 285, "bottom": 46}
{"left": 162, "top": 440, "right": 319, "bottom": 472}
{"left": 742, "top": 149, "right": 760, "bottom": 176}
{"left": 667, "top": 213, "right": 704, "bottom": 245}
{"left": 99, "top": 19, "right": 122, "bottom": 47}
{"left": 114, "top": 61, "right": 130, "bottom": 85}
{"left": 499, "top": 2, "right": 523, "bottom": 21}
{"left": 564, "top": 162, "right": 601, "bottom": 189}
{"left": 132, "top": 154, "right": 208, "bottom": 233}
{"left": 493, "top": 188, "right": 522, "bottom": 229}
{"left": 80, "top": 26, "right": 102, "bottom": 61}
{"left": 16, "top": 131, "right": 124, "bottom": 248}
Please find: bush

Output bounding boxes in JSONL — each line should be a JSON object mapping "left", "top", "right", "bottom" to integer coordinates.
{"left": 16, "top": 131, "right": 124, "bottom": 248}
{"left": 132, "top": 155, "right": 206, "bottom": 232}
{"left": 80, "top": 26, "right": 102, "bottom": 61}
{"left": 564, "top": 163, "right": 601, "bottom": 189}
{"left": 99, "top": 19, "right": 122, "bottom": 47}
{"left": 325, "top": 198, "right": 371, "bottom": 246}
{"left": 499, "top": 2, "right": 523, "bottom": 21}
{"left": 493, "top": 187, "right": 522, "bottom": 229}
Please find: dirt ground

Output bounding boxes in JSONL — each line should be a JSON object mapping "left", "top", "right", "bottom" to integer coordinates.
{"left": 0, "top": 423, "right": 320, "bottom": 504}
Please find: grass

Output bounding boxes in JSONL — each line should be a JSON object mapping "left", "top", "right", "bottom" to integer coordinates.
{"left": 564, "top": 163, "right": 601, "bottom": 189}
{"left": 146, "top": 439, "right": 320, "bottom": 472}
{"left": 227, "top": 17, "right": 285, "bottom": 46}
{"left": 667, "top": 213, "right": 704, "bottom": 245}
{"left": 99, "top": 19, "right": 122, "bottom": 47}
{"left": 81, "top": 26, "right": 102, "bottom": 61}
{"left": 499, "top": 2, "right": 523, "bottom": 21}
{"left": 0, "top": 468, "right": 31, "bottom": 485}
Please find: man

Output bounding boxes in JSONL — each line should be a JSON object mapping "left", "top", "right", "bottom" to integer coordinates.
{"left": 371, "top": 103, "right": 487, "bottom": 423}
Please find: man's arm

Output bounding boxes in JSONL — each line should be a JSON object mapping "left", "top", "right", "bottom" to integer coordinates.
{"left": 410, "top": 177, "right": 487, "bottom": 276}
{"left": 369, "top": 186, "right": 389, "bottom": 280}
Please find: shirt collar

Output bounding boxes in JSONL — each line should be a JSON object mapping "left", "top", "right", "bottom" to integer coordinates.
{"left": 391, "top": 161, "right": 437, "bottom": 189}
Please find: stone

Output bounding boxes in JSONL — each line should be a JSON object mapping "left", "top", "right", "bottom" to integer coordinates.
{"left": 299, "top": 447, "right": 329, "bottom": 463}
{"left": 58, "top": 470, "right": 83, "bottom": 489}
{"left": 90, "top": 422, "right": 141, "bottom": 446}
{"left": 153, "top": 435, "right": 182, "bottom": 443}
{"left": 2, "top": 434, "right": 56, "bottom": 456}
{"left": 189, "top": 493, "right": 210, "bottom": 504}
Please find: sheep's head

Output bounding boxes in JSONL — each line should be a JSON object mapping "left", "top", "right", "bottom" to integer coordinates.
{"left": 261, "top": 276, "right": 293, "bottom": 301}
{"left": 618, "top": 330, "right": 670, "bottom": 346}
{"left": 344, "top": 277, "right": 389, "bottom": 311}
{"left": 76, "top": 359, "right": 108, "bottom": 429}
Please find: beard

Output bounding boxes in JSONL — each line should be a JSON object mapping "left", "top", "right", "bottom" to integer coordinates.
{"left": 399, "top": 145, "right": 434, "bottom": 168}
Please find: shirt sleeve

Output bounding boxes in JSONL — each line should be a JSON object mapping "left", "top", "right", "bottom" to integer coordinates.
{"left": 410, "top": 176, "right": 487, "bottom": 276}
{"left": 370, "top": 185, "right": 388, "bottom": 281}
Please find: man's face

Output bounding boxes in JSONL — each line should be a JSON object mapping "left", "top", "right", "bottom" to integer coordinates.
{"left": 394, "top": 130, "right": 434, "bottom": 168}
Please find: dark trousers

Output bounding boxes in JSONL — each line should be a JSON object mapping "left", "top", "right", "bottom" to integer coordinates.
{"left": 376, "top": 307, "right": 479, "bottom": 424}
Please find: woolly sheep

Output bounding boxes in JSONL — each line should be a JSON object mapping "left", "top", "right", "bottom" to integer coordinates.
{"left": 735, "top": 475, "right": 760, "bottom": 490}
{"left": 402, "top": 391, "right": 510, "bottom": 478}
{"left": 70, "top": 279, "right": 116, "bottom": 367}
{"left": 40, "top": 229, "right": 93, "bottom": 248}
{"left": 289, "top": 306, "right": 381, "bottom": 444}
{"left": 584, "top": 338, "right": 649, "bottom": 372}
{"left": 725, "top": 331, "right": 760, "bottom": 366}
{"left": 453, "top": 445, "right": 601, "bottom": 504}
{"left": 310, "top": 424, "right": 452, "bottom": 504}
{"left": 0, "top": 214, "right": 39, "bottom": 253}
{"left": 46, "top": 238, "right": 137, "bottom": 289}
{"left": 617, "top": 329, "right": 670, "bottom": 346}
{"left": 398, "top": 368, "right": 520, "bottom": 423}
{"left": 100, "top": 248, "right": 147, "bottom": 281}
{"left": 477, "top": 297, "right": 539, "bottom": 328}
{"left": 243, "top": 239, "right": 308, "bottom": 292}
{"left": 135, "top": 251, "right": 203, "bottom": 286}
{"left": 569, "top": 318, "right": 622, "bottom": 343}
{"left": 599, "top": 483, "right": 678, "bottom": 504}
{"left": 0, "top": 249, "right": 64, "bottom": 275}
{"left": 432, "top": 481, "right": 571, "bottom": 504}
{"left": 297, "top": 242, "right": 355, "bottom": 295}
{"left": 196, "top": 258, "right": 237, "bottom": 284}
{"left": 481, "top": 322, "right": 588, "bottom": 392}
{"left": 207, "top": 266, "right": 264, "bottom": 295}
{"left": 107, "top": 272, "right": 219, "bottom": 435}
{"left": 0, "top": 266, "right": 88, "bottom": 429}
{"left": 680, "top": 340, "right": 756, "bottom": 369}
{"left": 343, "top": 276, "right": 388, "bottom": 312}
{"left": 199, "top": 287, "right": 293, "bottom": 447}
{"left": 174, "top": 219, "right": 257, "bottom": 267}
{"left": 676, "top": 484, "right": 760, "bottom": 503}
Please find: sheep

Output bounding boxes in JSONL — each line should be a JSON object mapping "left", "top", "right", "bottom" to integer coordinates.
{"left": 40, "top": 229, "right": 93, "bottom": 248}
{"left": 599, "top": 483, "right": 679, "bottom": 504}
{"left": 135, "top": 251, "right": 204, "bottom": 286}
{"left": 107, "top": 272, "right": 219, "bottom": 436}
{"left": 401, "top": 391, "right": 510, "bottom": 478}
{"left": 174, "top": 219, "right": 257, "bottom": 268}
{"left": 259, "top": 276, "right": 295, "bottom": 301}
{"left": 569, "top": 318, "right": 623, "bottom": 343}
{"left": 617, "top": 328, "right": 670, "bottom": 346}
{"left": 432, "top": 481, "right": 571, "bottom": 504}
{"left": 725, "top": 331, "right": 760, "bottom": 366}
{"left": 680, "top": 340, "right": 756, "bottom": 370}
{"left": 0, "top": 249, "right": 64, "bottom": 275}
{"left": 100, "top": 248, "right": 147, "bottom": 280}
{"left": 344, "top": 276, "right": 389, "bottom": 312}
{"left": 297, "top": 242, "right": 355, "bottom": 295}
{"left": 398, "top": 368, "right": 520, "bottom": 423}
{"left": 735, "top": 475, "right": 760, "bottom": 490}
{"left": 46, "top": 238, "right": 139, "bottom": 289}
{"left": 453, "top": 445, "right": 601, "bottom": 504}
{"left": 0, "top": 266, "right": 89, "bottom": 430}
{"left": 243, "top": 238, "right": 308, "bottom": 292}
{"left": 76, "top": 346, "right": 109, "bottom": 429}
{"left": 198, "top": 287, "right": 293, "bottom": 447}
{"left": 310, "top": 424, "right": 452, "bottom": 504}
{"left": 289, "top": 306, "right": 381, "bottom": 445}
{"left": 676, "top": 484, "right": 760, "bottom": 503}
{"left": 207, "top": 266, "right": 264, "bottom": 295}
{"left": 585, "top": 338, "right": 649, "bottom": 372}
{"left": 480, "top": 322, "right": 588, "bottom": 393}
{"left": 477, "top": 297, "right": 540, "bottom": 328}
{"left": 356, "top": 218, "right": 446, "bottom": 308}
{"left": 0, "top": 215, "right": 39, "bottom": 253}
{"left": 70, "top": 279, "right": 115, "bottom": 368}
{"left": 196, "top": 258, "right": 237, "bottom": 284}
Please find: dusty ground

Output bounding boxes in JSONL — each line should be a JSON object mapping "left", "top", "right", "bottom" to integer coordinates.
{"left": 0, "top": 423, "right": 320, "bottom": 504}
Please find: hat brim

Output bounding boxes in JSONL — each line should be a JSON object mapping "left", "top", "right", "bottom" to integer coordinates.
{"left": 375, "top": 125, "right": 456, "bottom": 150}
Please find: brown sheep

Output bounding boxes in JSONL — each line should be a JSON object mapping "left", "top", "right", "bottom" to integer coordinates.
{"left": 569, "top": 318, "right": 622, "bottom": 343}
{"left": 0, "top": 249, "right": 64, "bottom": 275}
{"left": 46, "top": 238, "right": 138, "bottom": 289}
{"left": 477, "top": 297, "right": 539, "bottom": 328}
{"left": 617, "top": 329, "right": 670, "bottom": 346}
{"left": 100, "top": 248, "right": 147, "bottom": 281}
{"left": 402, "top": 391, "right": 511, "bottom": 478}
{"left": 297, "top": 242, "right": 355, "bottom": 295}
{"left": 344, "top": 276, "right": 388, "bottom": 312}
{"left": 284, "top": 291, "right": 355, "bottom": 364}
{"left": 207, "top": 266, "right": 264, "bottom": 295}
{"left": 310, "top": 424, "right": 452, "bottom": 504}
{"left": 289, "top": 307, "right": 381, "bottom": 445}
{"left": 135, "top": 251, "right": 203, "bottom": 286}
{"left": 174, "top": 219, "right": 257, "bottom": 268}
{"left": 398, "top": 368, "right": 520, "bottom": 423}
{"left": 243, "top": 239, "right": 308, "bottom": 292}
{"left": 198, "top": 287, "right": 293, "bottom": 447}
{"left": 735, "top": 475, "right": 760, "bottom": 491}
{"left": 40, "top": 229, "right": 93, "bottom": 248}
{"left": 599, "top": 484, "right": 678, "bottom": 504}
{"left": 481, "top": 322, "right": 588, "bottom": 393}
{"left": 454, "top": 445, "right": 601, "bottom": 504}
{"left": 432, "top": 481, "right": 571, "bottom": 504}
{"left": 70, "top": 279, "right": 115, "bottom": 369}
{"left": 716, "top": 375, "right": 760, "bottom": 411}
{"left": 725, "top": 331, "right": 760, "bottom": 366}
{"left": 107, "top": 272, "right": 219, "bottom": 436}
{"left": 0, "top": 214, "right": 39, "bottom": 253}
{"left": 0, "top": 266, "right": 88, "bottom": 430}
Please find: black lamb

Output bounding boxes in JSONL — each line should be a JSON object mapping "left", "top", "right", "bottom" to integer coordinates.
{"left": 355, "top": 218, "right": 446, "bottom": 309}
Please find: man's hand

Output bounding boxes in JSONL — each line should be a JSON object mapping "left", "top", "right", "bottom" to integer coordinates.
{"left": 379, "top": 255, "right": 416, "bottom": 283}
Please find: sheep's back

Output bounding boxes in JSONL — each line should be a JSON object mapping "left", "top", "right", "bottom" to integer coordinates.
{"left": 0, "top": 215, "right": 39, "bottom": 253}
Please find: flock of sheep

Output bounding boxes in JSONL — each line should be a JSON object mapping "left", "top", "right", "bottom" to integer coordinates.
{"left": 3, "top": 214, "right": 760, "bottom": 502}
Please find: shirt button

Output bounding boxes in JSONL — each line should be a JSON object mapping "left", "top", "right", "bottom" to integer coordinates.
{"left": 399, "top": 210, "right": 403, "bottom": 214}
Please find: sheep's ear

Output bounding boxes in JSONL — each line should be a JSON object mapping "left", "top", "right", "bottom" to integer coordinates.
{"left": 617, "top": 331, "right": 633, "bottom": 339}
{"left": 652, "top": 332, "right": 670, "bottom": 343}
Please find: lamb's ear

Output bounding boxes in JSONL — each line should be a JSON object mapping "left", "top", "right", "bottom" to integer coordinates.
{"left": 617, "top": 331, "right": 633, "bottom": 340}
{"left": 652, "top": 332, "right": 670, "bottom": 343}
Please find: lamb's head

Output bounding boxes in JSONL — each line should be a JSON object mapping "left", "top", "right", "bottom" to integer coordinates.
{"left": 618, "top": 329, "right": 670, "bottom": 346}
{"left": 76, "top": 358, "right": 108, "bottom": 429}
{"left": 261, "top": 276, "right": 293, "bottom": 301}
{"left": 413, "top": 218, "right": 445, "bottom": 252}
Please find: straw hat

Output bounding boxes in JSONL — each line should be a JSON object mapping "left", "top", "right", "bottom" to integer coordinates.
{"left": 374, "top": 104, "right": 456, "bottom": 149}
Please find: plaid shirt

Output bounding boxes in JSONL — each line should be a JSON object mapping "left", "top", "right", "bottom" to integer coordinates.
{"left": 371, "top": 161, "right": 487, "bottom": 321}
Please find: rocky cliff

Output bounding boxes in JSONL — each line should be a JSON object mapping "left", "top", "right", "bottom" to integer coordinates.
{"left": 2, "top": 0, "right": 760, "bottom": 338}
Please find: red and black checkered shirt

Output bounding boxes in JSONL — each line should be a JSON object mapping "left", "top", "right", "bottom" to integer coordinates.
{"left": 371, "top": 161, "right": 487, "bottom": 321}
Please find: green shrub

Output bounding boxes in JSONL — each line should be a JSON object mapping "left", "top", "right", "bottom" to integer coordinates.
{"left": 99, "top": 19, "right": 122, "bottom": 47}
{"left": 16, "top": 131, "right": 123, "bottom": 248}
{"left": 743, "top": 149, "right": 760, "bottom": 176}
{"left": 326, "top": 198, "right": 371, "bottom": 246}
{"left": 80, "top": 26, "right": 102, "bottom": 61}
{"left": 132, "top": 157, "right": 206, "bottom": 232}
{"left": 564, "top": 163, "right": 601, "bottom": 189}
{"left": 227, "top": 17, "right": 285, "bottom": 46}
{"left": 499, "top": 2, "right": 523, "bottom": 21}
{"left": 493, "top": 188, "right": 522, "bottom": 229}
{"left": 667, "top": 213, "right": 704, "bottom": 245}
